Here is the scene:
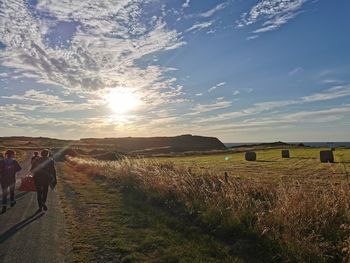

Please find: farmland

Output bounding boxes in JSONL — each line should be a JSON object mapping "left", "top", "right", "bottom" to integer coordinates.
{"left": 64, "top": 147, "right": 350, "bottom": 262}
{"left": 157, "top": 147, "right": 350, "bottom": 185}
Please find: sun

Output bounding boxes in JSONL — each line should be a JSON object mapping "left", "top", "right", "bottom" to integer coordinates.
{"left": 105, "top": 89, "right": 140, "bottom": 114}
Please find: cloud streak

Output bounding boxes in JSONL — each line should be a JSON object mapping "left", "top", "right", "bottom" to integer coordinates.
{"left": 237, "top": 0, "right": 313, "bottom": 34}
{"left": 198, "top": 2, "right": 228, "bottom": 18}
{"left": 186, "top": 21, "right": 214, "bottom": 33}
{"left": 208, "top": 82, "right": 226, "bottom": 92}
{"left": 193, "top": 84, "right": 350, "bottom": 124}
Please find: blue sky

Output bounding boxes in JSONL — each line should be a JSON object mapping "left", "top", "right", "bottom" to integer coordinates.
{"left": 0, "top": 0, "right": 350, "bottom": 142}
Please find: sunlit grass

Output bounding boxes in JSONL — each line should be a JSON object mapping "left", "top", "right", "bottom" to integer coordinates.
{"left": 66, "top": 148, "right": 350, "bottom": 262}
{"left": 58, "top": 163, "right": 238, "bottom": 262}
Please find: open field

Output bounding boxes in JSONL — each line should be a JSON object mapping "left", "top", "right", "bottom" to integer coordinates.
{"left": 58, "top": 163, "right": 240, "bottom": 262}
{"left": 64, "top": 147, "right": 350, "bottom": 262}
{"left": 157, "top": 147, "right": 350, "bottom": 185}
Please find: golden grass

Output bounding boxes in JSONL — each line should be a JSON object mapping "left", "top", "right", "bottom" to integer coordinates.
{"left": 67, "top": 152, "right": 350, "bottom": 262}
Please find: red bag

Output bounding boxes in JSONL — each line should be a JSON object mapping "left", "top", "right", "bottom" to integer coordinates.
{"left": 19, "top": 176, "right": 36, "bottom": 192}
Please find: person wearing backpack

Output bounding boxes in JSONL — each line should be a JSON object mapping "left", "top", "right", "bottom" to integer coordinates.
{"left": 31, "top": 149, "right": 57, "bottom": 212}
{"left": 0, "top": 150, "right": 22, "bottom": 214}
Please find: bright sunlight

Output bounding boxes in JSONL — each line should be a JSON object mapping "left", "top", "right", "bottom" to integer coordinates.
{"left": 105, "top": 89, "right": 140, "bottom": 114}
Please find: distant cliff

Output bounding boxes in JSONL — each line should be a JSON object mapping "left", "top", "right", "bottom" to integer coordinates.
{"left": 77, "top": 134, "right": 226, "bottom": 153}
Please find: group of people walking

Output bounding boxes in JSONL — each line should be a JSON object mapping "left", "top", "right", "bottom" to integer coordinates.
{"left": 0, "top": 149, "right": 57, "bottom": 214}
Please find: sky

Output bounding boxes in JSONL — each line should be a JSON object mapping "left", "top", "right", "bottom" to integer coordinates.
{"left": 0, "top": 0, "right": 350, "bottom": 142}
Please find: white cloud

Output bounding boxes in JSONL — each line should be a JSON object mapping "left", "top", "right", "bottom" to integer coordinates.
{"left": 198, "top": 2, "right": 228, "bottom": 18}
{"left": 208, "top": 81, "right": 226, "bottom": 92}
{"left": 233, "top": 90, "right": 240, "bottom": 96}
{"left": 246, "top": 35, "right": 259, "bottom": 40}
{"left": 2, "top": 89, "right": 97, "bottom": 113}
{"left": 301, "top": 85, "right": 350, "bottom": 102}
{"left": 182, "top": 0, "right": 191, "bottom": 9}
{"left": 237, "top": 0, "right": 313, "bottom": 34}
{"left": 186, "top": 21, "right": 214, "bottom": 33}
{"left": 285, "top": 105, "right": 350, "bottom": 121}
{"left": 289, "top": 67, "right": 303, "bottom": 76}
{"left": 0, "top": 0, "right": 186, "bottom": 107}
{"left": 188, "top": 100, "right": 232, "bottom": 115}
{"left": 0, "top": 0, "right": 192, "bottom": 135}
{"left": 193, "top": 84, "right": 350, "bottom": 124}
{"left": 193, "top": 105, "right": 350, "bottom": 134}
{"left": 321, "top": 79, "right": 344, "bottom": 85}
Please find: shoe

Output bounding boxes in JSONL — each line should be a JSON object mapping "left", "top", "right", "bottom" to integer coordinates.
{"left": 10, "top": 201, "right": 16, "bottom": 207}
{"left": 43, "top": 204, "right": 48, "bottom": 211}
{"left": 1, "top": 206, "right": 7, "bottom": 214}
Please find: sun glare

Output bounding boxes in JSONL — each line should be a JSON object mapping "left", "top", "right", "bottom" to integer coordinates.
{"left": 106, "top": 89, "right": 139, "bottom": 114}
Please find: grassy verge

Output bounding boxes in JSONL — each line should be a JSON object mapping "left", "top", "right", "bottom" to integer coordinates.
{"left": 57, "top": 162, "right": 244, "bottom": 262}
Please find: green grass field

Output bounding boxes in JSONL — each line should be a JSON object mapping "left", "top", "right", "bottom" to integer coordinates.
{"left": 58, "top": 163, "right": 240, "bottom": 262}
{"left": 157, "top": 147, "right": 350, "bottom": 185}
{"left": 59, "top": 147, "right": 350, "bottom": 262}
{"left": 3, "top": 138, "right": 350, "bottom": 261}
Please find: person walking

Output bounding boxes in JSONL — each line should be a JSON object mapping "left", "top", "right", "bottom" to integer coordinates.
{"left": 0, "top": 150, "right": 22, "bottom": 214}
{"left": 31, "top": 151, "right": 40, "bottom": 164}
{"left": 31, "top": 149, "right": 57, "bottom": 212}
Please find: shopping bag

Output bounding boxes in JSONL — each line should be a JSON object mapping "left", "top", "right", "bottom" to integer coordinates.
{"left": 19, "top": 176, "right": 36, "bottom": 192}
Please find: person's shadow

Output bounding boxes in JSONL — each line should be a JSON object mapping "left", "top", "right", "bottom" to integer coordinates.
{"left": 0, "top": 211, "right": 44, "bottom": 244}
{"left": 0, "top": 192, "right": 29, "bottom": 204}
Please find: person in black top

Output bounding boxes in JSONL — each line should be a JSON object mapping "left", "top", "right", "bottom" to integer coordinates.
{"left": 31, "top": 149, "right": 57, "bottom": 212}
{"left": 31, "top": 151, "right": 40, "bottom": 164}
{"left": 0, "top": 150, "right": 22, "bottom": 214}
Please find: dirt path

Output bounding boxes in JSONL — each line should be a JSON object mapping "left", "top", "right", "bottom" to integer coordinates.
{"left": 0, "top": 152, "right": 66, "bottom": 263}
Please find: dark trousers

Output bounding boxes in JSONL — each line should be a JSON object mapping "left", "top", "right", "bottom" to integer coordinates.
{"left": 34, "top": 176, "right": 49, "bottom": 208}
{"left": 1, "top": 177, "right": 15, "bottom": 206}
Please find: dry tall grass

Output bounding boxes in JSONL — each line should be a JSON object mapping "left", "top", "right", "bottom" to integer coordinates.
{"left": 67, "top": 156, "right": 350, "bottom": 262}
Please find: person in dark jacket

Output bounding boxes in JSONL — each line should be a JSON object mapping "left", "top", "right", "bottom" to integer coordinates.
{"left": 31, "top": 149, "right": 57, "bottom": 212}
{"left": 0, "top": 150, "right": 22, "bottom": 214}
{"left": 31, "top": 151, "right": 40, "bottom": 164}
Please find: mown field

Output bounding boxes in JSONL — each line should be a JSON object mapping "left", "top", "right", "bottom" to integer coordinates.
{"left": 158, "top": 147, "right": 350, "bottom": 185}
{"left": 63, "top": 147, "right": 350, "bottom": 262}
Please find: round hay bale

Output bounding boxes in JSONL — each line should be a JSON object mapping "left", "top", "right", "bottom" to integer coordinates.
{"left": 320, "top": 150, "right": 334, "bottom": 163}
{"left": 282, "top": 150, "right": 290, "bottom": 158}
{"left": 245, "top": 151, "right": 256, "bottom": 161}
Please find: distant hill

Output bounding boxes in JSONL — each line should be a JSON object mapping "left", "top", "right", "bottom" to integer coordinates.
{"left": 77, "top": 135, "right": 226, "bottom": 153}
{"left": 0, "top": 134, "right": 226, "bottom": 154}
{"left": 226, "top": 141, "right": 291, "bottom": 148}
